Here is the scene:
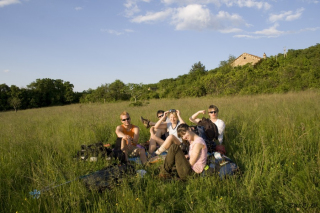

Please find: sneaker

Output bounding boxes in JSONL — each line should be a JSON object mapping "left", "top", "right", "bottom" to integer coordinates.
{"left": 140, "top": 116, "right": 150, "bottom": 128}
{"left": 159, "top": 173, "right": 172, "bottom": 180}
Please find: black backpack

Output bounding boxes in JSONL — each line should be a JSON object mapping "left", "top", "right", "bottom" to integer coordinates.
{"left": 189, "top": 126, "right": 216, "bottom": 153}
{"left": 197, "top": 117, "right": 219, "bottom": 141}
{"left": 74, "top": 142, "right": 126, "bottom": 164}
{"left": 82, "top": 164, "right": 135, "bottom": 192}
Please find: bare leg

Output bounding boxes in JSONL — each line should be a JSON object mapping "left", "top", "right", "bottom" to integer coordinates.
{"left": 138, "top": 148, "right": 147, "bottom": 164}
{"left": 120, "top": 138, "right": 129, "bottom": 162}
{"left": 149, "top": 127, "right": 166, "bottom": 154}
{"left": 155, "top": 135, "right": 181, "bottom": 155}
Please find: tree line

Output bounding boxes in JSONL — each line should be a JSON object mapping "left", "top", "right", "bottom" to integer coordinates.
{"left": 1, "top": 43, "right": 319, "bottom": 111}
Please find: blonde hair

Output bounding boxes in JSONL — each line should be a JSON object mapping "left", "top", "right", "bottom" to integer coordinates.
{"left": 169, "top": 112, "right": 178, "bottom": 119}
{"left": 120, "top": 111, "right": 130, "bottom": 119}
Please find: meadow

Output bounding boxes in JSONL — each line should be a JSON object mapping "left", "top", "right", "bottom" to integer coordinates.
{"left": 1, "top": 90, "right": 319, "bottom": 213}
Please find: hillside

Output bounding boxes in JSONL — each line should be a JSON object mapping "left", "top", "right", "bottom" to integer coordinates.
{"left": 1, "top": 43, "right": 319, "bottom": 111}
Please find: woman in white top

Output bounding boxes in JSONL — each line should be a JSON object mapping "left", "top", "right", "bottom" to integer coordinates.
{"left": 150, "top": 109, "right": 185, "bottom": 155}
{"left": 189, "top": 105, "right": 225, "bottom": 144}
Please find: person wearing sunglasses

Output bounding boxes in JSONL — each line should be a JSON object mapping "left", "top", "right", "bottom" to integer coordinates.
{"left": 151, "top": 109, "right": 186, "bottom": 155}
{"left": 189, "top": 105, "right": 225, "bottom": 144}
{"left": 115, "top": 111, "right": 147, "bottom": 164}
{"left": 140, "top": 110, "right": 170, "bottom": 155}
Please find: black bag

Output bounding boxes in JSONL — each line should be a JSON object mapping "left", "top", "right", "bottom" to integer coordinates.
{"left": 74, "top": 142, "right": 126, "bottom": 164}
{"left": 82, "top": 164, "right": 135, "bottom": 192}
{"left": 190, "top": 125, "right": 217, "bottom": 153}
{"left": 197, "top": 117, "right": 219, "bottom": 141}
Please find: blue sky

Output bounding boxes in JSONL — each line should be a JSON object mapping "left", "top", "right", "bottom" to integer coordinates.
{"left": 1, "top": 0, "right": 319, "bottom": 92}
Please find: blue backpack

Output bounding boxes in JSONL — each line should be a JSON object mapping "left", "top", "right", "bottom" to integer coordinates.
{"left": 205, "top": 153, "right": 239, "bottom": 179}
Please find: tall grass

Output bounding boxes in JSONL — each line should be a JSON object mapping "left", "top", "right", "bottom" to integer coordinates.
{"left": 1, "top": 91, "right": 319, "bottom": 212}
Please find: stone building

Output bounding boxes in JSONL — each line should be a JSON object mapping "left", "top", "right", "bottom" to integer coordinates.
{"left": 231, "top": 53, "right": 266, "bottom": 67}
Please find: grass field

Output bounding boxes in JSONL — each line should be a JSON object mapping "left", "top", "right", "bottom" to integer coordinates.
{"left": 1, "top": 91, "right": 319, "bottom": 212}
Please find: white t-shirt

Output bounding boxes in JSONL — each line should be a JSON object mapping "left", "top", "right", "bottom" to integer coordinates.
{"left": 213, "top": 119, "right": 225, "bottom": 144}
{"left": 167, "top": 121, "right": 182, "bottom": 143}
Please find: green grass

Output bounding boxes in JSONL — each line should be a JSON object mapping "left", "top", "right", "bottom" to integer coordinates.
{"left": 1, "top": 91, "right": 319, "bottom": 212}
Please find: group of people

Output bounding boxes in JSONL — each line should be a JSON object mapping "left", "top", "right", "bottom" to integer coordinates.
{"left": 114, "top": 105, "right": 225, "bottom": 180}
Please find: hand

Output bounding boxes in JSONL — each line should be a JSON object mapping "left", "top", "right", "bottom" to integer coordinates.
{"left": 125, "top": 135, "right": 132, "bottom": 144}
{"left": 200, "top": 110, "right": 206, "bottom": 114}
{"left": 164, "top": 111, "right": 169, "bottom": 118}
{"left": 176, "top": 109, "right": 180, "bottom": 116}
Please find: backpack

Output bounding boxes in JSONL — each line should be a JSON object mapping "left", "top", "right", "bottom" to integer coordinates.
{"left": 82, "top": 164, "right": 135, "bottom": 192}
{"left": 190, "top": 125, "right": 217, "bottom": 153}
{"left": 74, "top": 142, "right": 126, "bottom": 164}
{"left": 197, "top": 117, "right": 219, "bottom": 141}
{"left": 205, "top": 153, "right": 239, "bottom": 179}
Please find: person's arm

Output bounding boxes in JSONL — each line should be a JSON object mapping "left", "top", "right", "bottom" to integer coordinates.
{"left": 132, "top": 126, "right": 140, "bottom": 145}
{"left": 115, "top": 125, "right": 131, "bottom": 142}
{"left": 176, "top": 110, "right": 185, "bottom": 124}
{"left": 189, "top": 142, "right": 203, "bottom": 166}
{"left": 189, "top": 110, "right": 205, "bottom": 124}
{"left": 154, "top": 111, "right": 168, "bottom": 129}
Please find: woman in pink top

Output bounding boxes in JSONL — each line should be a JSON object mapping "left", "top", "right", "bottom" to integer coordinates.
{"left": 159, "top": 124, "right": 207, "bottom": 180}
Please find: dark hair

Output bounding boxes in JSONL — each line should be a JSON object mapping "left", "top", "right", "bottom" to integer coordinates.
{"left": 177, "top": 123, "right": 189, "bottom": 138}
{"left": 157, "top": 110, "right": 164, "bottom": 116}
{"left": 208, "top": 105, "right": 219, "bottom": 113}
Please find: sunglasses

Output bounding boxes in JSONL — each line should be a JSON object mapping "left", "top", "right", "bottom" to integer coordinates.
{"left": 121, "top": 117, "right": 130, "bottom": 121}
{"left": 209, "top": 111, "right": 217, "bottom": 114}
{"left": 158, "top": 114, "right": 164, "bottom": 118}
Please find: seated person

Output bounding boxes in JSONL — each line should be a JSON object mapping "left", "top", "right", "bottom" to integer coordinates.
{"left": 114, "top": 111, "right": 147, "bottom": 164}
{"left": 140, "top": 110, "right": 168, "bottom": 129}
{"left": 189, "top": 105, "right": 225, "bottom": 144}
{"left": 151, "top": 109, "right": 185, "bottom": 155}
{"left": 145, "top": 110, "right": 169, "bottom": 155}
{"left": 159, "top": 123, "right": 208, "bottom": 180}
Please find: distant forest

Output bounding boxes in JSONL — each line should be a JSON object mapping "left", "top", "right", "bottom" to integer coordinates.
{"left": 1, "top": 43, "right": 320, "bottom": 111}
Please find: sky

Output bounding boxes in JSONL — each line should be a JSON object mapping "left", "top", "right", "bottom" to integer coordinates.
{"left": 1, "top": 0, "right": 319, "bottom": 92}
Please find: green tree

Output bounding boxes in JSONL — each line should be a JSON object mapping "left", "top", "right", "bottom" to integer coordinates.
{"left": 0, "top": 84, "right": 10, "bottom": 110}
{"left": 125, "top": 83, "right": 145, "bottom": 103}
{"left": 8, "top": 97, "right": 21, "bottom": 112}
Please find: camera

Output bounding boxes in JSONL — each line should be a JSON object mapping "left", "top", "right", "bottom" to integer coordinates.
{"left": 169, "top": 109, "right": 176, "bottom": 113}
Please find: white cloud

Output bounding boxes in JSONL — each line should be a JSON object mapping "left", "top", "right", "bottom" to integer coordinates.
{"left": 219, "top": 28, "right": 242, "bottom": 33}
{"left": 269, "top": 8, "right": 304, "bottom": 23}
{"left": 130, "top": 4, "right": 246, "bottom": 31}
{"left": 233, "top": 0, "right": 271, "bottom": 10}
{"left": 299, "top": 27, "right": 320, "bottom": 32}
{"left": 234, "top": 25, "right": 320, "bottom": 39}
{"left": 170, "top": 5, "right": 245, "bottom": 31}
{"left": 254, "top": 23, "right": 285, "bottom": 37}
{"left": 0, "top": 0, "right": 21, "bottom": 8}
{"left": 4, "top": 69, "right": 9, "bottom": 73}
{"left": 100, "top": 28, "right": 135, "bottom": 35}
{"left": 233, "top": 34, "right": 258, "bottom": 38}
{"left": 171, "top": 4, "right": 214, "bottom": 30}
{"left": 131, "top": 8, "right": 173, "bottom": 23}
{"left": 162, "top": 0, "right": 221, "bottom": 6}
{"left": 75, "top": 7, "right": 83, "bottom": 11}
{"left": 100, "top": 29, "right": 124, "bottom": 35}
{"left": 300, "top": 0, "right": 319, "bottom": 3}
{"left": 124, "top": 0, "right": 151, "bottom": 17}
{"left": 162, "top": 0, "right": 271, "bottom": 10}
{"left": 124, "top": 29, "right": 135, "bottom": 33}
{"left": 286, "top": 8, "right": 304, "bottom": 21}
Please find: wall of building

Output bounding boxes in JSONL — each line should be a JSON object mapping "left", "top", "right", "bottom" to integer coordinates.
{"left": 232, "top": 53, "right": 261, "bottom": 67}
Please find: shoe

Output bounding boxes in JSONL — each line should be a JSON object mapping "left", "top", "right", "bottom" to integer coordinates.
{"left": 140, "top": 116, "right": 150, "bottom": 128}
{"left": 159, "top": 173, "right": 172, "bottom": 180}
{"left": 148, "top": 152, "right": 157, "bottom": 159}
